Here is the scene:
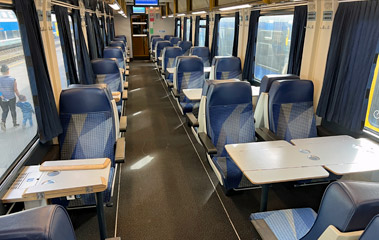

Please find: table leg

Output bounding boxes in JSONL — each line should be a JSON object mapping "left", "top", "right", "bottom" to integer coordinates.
{"left": 96, "top": 192, "right": 107, "bottom": 240}
{"left": 260, "top": 184, "right": 269, "bottom": 212}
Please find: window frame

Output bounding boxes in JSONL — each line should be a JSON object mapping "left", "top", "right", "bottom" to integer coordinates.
{"left": 196, "top": 17, "right": 207, "bottom": 47}
{"left": 185, "top": 17, "right": 192, "bottom": 41}
{"left": 364, "top": 53, "right": 379, "bottom": 136}
{"left": 175, "top": 18, "right": 181, "bottom": 38}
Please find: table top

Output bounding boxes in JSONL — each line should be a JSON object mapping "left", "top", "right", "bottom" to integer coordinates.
{"left": 166, "top": 67, "right": 212, "bottom": 74}
{"left": 2, "top": 159, "right": 111, "bottom": 203}
{"left": 183, "top": 89, "right": 203, "bottom": 101}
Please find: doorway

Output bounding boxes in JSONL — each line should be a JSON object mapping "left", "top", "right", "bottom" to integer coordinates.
{"left": 131, "top": 14, "right": 149, "bottom": 59}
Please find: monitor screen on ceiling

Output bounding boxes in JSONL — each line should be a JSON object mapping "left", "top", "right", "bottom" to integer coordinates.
{"left": 134, "top": 0, "right": 159, "bottom": 6}
{"left": 132, "top": 6, "right": 146, "bottom": 14}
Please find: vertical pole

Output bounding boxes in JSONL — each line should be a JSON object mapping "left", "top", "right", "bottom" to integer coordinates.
{"left": 173, "top": 0, "right": 178, "bottom": 14}
{"left": 96, "top": 192, "right": 107, "bottom": 240}
{"left": 260, "top": 184, "right": 269, "bottom": 212}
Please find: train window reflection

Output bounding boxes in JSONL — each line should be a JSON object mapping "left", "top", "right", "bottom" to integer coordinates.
{"left": 365, "top": 54, "right": 379, "bottom": 135}
{"left": 0, "top": 9, "right": 37, "bottom": 179}
{"left": 186, "top": 18, "right": 191, "bottom": 41}
{"left": 176, "top": 19, "right": 181, "bottom": 38}
{"left": 218, "top": 17, "right": 235, "bottom": 56}
{"left": 254, "top": 15, "right": 294, "bottom": 81}
{"left": 51, "top": 14, "right": 68, "bottom": 89}
{"left": 198, "top": 19, "right": 206, "bottom": 47}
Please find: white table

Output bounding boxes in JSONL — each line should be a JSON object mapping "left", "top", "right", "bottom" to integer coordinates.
{"left": 183, "top": 86, "right": 261, "bottom": 101}
{"left": 158, "top": 57, "right": 162, "bottom": 61}
{"left": 225, "top": 136, "right": 379, "bottom": 211}
{"left": 166, "top": 67, "right": 212, "bottom": 74}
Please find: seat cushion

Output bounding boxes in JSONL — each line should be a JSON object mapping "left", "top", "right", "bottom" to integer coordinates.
{"left": 250, "top": 208, "right": 317, "bottom": 240}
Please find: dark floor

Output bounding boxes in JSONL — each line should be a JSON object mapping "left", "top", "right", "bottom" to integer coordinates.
{"left": 72, "top": 60, "right": 328, "bottom": 240}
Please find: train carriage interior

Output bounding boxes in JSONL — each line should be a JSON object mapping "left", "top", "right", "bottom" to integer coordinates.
{"left": 0, "top": 0, "right": 378, "bottom": 239}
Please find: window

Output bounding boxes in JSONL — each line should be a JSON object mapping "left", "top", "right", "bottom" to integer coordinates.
{"left": 198, "top": 19, "right": 206, "bottom": 47}
{"left": 254, "top": 15, "right": 294, "bottom": 81}
{"left": 0, "top": 9, "right": 37, "bottom": 180}
{"left": 51, "top": 14, "right": 68, "bottom": 89}
{"left": 186, "top": 17, "right": 191, "bottom": 41}
{"left": 365, "top": 54, "right": 379, "bottom": 136}
{"left": 176, "top": 19, "right": 181, "bottom": 38}
{"left": 217, "top": 17, "right": 235, "bottom": 56}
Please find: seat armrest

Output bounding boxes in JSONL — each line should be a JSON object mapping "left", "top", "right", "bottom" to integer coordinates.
{"left": 112, "top": 91, "right": 121, "bottom": 103}
{"left": 172, "top": 88, "right": 180, "bottom": 98}
{"left": 122, "top": 90, "right": 128, "bottom": 100}
{"left": 186, "top": 112, "right": 199, "bottom": 127}
{"left": 167, "top": 82, "right": 174, "bottom": 88}
{"left": 198, "top": 132, "right": 217, "bottom": 155}
{"left": 318, "top": 225, "right": 363, "bottom": 240}
{"left": 120, "top": 116, "right": 127, "bottom": 132}
{"left": 115, "top": 137, "right": 125, "bottom": 163}
{"left": 123, "top": 82, "right": 128, "bottom": 89}
{"left": 255, "top": 128, "right": 282, "bottom": 141}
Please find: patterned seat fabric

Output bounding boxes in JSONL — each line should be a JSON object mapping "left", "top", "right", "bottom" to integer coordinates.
{"left": 152, "top": 37, "right": 163, "bottom": 52}
{"left": 205, "top": 80, "right": 255, "bottom": 190}
{"left": 250, "top": 181, "right": 379, "bottom": 240}
{"left": 212, "top": 56, "right": 242, "bottom": 80}
{"left": 110, "top": 41, "right": 126, "bottom": 53}
{"left": 250, "top": 208, "right": 317, "bottom": 240}
{"left": 169, "top": 37, "right": 181, "bottom": 46}
{"left": 175, "top": 56, "right": 204, "bottom": 113}
{"left": 115, "top": 35, "right": 127, "bottom": 43}
{"left": 162, "top": 47, "right": 182, "bottom": 82}
{"left": 268, "top": 80, "right": 317, "bottom": 142}
{"left": 164, "top": 35, "right": 174, "bottom": 41}
{"left": 190, "top": 47, "right": 210, "bottom": 67}
{"left": 56, "top": 86, "right": 116, "bottom": 206}
{"left": 259, "top": 74, "right": 300, "bottom": 96}
{"left": 177, "top": 41, "right": 192, "bottom": 56}
{"left": 155, "top": 41, "right": 172, "bottom": 67}
{"left": 91, "top": 59, "right": 122, "bottom": 93}
{"left": 104, "top": 47, "right": 125, "bottom": 70}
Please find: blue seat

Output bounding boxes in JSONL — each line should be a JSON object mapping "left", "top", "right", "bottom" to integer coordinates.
{"left": 177, "top": 41, "right": 192, "bottom": 55}
{"left": 211, "top": 56, "right": 242, "bottom": 80}
{"left": 56, "top": 86, "right": 116, "bottom": 206}
{"left": 190, "top": 46, "right": 210, "bottom": 67}
{"left": 91, "top": 59, "right": 122, "bottom": 101}
{"left": 104, "top": 47, "right": 125, "bottom": 71}
{"left": 174, "top": 56, "right": 204, "bottom": 114}
{"left": 150, "top": 34, "right": 160, "bottom": 41}
{"left": 204, "top": 80, "right": 255, "bottom": 191}
{"left": 260, "top": 74, "right": 300, "bottom": 96}
{"left": 0, "top": 205, "right": 76, "bottom": 240}
{"left": 113, "top": 37, "right": 125, "bottom": 45}
{"left": 250, "top": 181, "right": 379, "bottom": 240}
{"left": 162, "top": 47, "right": 182, "bottom": 83}
{"left": 164, "top": 34, "right": 174, "bottom": 41}
{"left": 152, "top": 37, "right": 163, "bottom": 51}
{"left": 115, "top": 35, "right": 127, "bottom": 43}
{"left": 110, "top": 41, "right": 126, "bottom": 54}
{"left": 169, "top": 37, "right": 181, "bottom": 46}
{"left": 268, "top": 79, "right": 317, "bottom": 141}
{"left": 360, "top": 214, "right": 379, "bottom": 240}
{"left": 155, "top": 41, "right": 172, "bottom": 67}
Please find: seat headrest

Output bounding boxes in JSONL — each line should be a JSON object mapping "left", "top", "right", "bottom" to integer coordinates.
{"left": 104, "top": 47, "right": 124, "bottom": 59}
{"left": 91, "top": 58, "right": 119, "bottom": 74}
{"left": 213, "top": 57, "right": 241, "bottom": 72}
{"left": 177, "top": 56, "right": 203, "bottom": 72}
{"left": 156, "top": 41, "right": 171, "bottom": 49}
{"left": 190, "top": 47, "right": 210, "bottom": 58}
{"left": 110, "top": 41, "right": 125, "bottom": 51}
{"left": 178, "top": 41, "right": 192, "bottom": 49}
{"left": 206, "top": 80, "right": 252, "bottom": 106}
{"left": 360, "top": 215, "right": 379, "bottom": 240}
{"left": 202, "top": 79, "right": 240, "bottom": 96}
{"left": 169, "top": 37, "right": 181, "bottom": 44}
{"left": 164, "top": 35, "right": 174, "bottom": 40}
{"left": 60, "top": 87, "right": 112, "bottom": 114}
{"left": 151, "top": 35, "right": 160, "bottom": 40}
{"left": 260, "top": 74, "right": 300, "bottom": 94}
{"left": 164, "top": 47, "right": 182, "bottom": 58}
{"left": 269, "top": 80, "right": 314, "bottom": 104}
{"left": 152, "top": 38, "right": 163, "bottom": 46}
{"left": 113, "top": 37, "right": 125, "bottom": 43}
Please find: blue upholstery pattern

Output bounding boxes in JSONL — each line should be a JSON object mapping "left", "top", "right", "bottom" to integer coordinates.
{"left": 268, "top": 80, "right": 317, "bottom": 142}
{"left": 0, "top": 205, "right": 76, "bottom": 240}
{"left": 169, "top": 37, "right": 181, "bottom": 45}
{"left": 212, "top": 56, "right": 242, "bottom": 80}
{"left": 178, "top": 41, "right": 192, "bottom": 55}
{"left": 150, "top": 34, "right": 160, "bottom": 41}
{"left": 91, "top": 59, "right": 122, "bottom": 93}
{"left": 156, "top": 41, "right": 172, "bottom": 66}
{"left": 250, "top": 208, "right": 317, "bottom": 240}
{"left": 163, "top": 47, "right": 182, "bottom": 74}
{"left": 109, "top": 41, "right": 125, "bottom": 53}
{"left": 115, "top": 35, "right": 127, "bottom": 43}
{"left": 113, "top": 37, "right": 125, "bottom": 44}
{"left": 104, "top": 47, "right": 125, "bottom": 70}
{"left": 176, "top": 57, "right": 204, "bottom": 113}
{"left": 164, "top": 35, "right": 174, "bottom": 40}
{"left": 360, "top": 215, "right": 379, "bottom": 240}
{"left": 190, "top": 47, "right": 210, "bottom": 67}
{"left": 152, "top": 37, "right": 163, "bottom": 51}
{"left": 260, "top": 74, "right": 300, "bottom": 95}
{"left": 205, "top": 80, "right": 255, "bottom": 190}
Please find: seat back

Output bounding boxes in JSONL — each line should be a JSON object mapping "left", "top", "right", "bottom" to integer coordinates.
{"left": 260, "top": 74, "right": 300, "bottom": 96}
{"left": 360, "top": 215, "right": 379, "bottom": 240}
{"left": 164, "top": 35, "right": 174, "bottom": 41}
{"left": 103, "top": 47, "right": 125, "bottom": 69}
{"left": 113, "top": 37, "right": 126, "bottom": 45}
{"left": 205, "top": 80, "right": 255, "bottom": 158}
{"left": 109, "top": 41, "right": 126, "bottom": 53}
{"left": 59, "top": 86, "right": 116, "bottom": 166}
{"left": 115, "top": 35, "right": 127, "bottom": 43}
{"left": 150, "top": 34, "right": 160, "bottom": 41}
{"left": 175, "top": 56, "right": 204, "bottom": 103}
{"left": 302, "top": 181, "right": 379, "bottom": 239}
{"left": 211, "top": 56, "right": 242, "bottom": 80}
{"left": 177, "top": 41, "right": 192, "bottom": 55}
{"left": 190, "top": 47, "right": 210, "bottom": 67}
{"left": 155, "top": 41, "right": 172, "bottom": 60}
{"left": 152, "top": 37, "right": 163, "bottom": 52}
{"left": 91, "top": 59, "right": 122, "bottom": 93}
{"left": 268, "top": 80, "right": 317, "bottom": 141}
{"left": 162, "top": 47, "right": 182, "bottom": 72}
{"left": 0, "top": 205, "right": 76, "bottom": 240}
{"left": 169, "top": 37, "right": 181, "bottom": 45}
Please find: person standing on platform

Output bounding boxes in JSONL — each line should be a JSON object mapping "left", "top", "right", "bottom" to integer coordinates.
{"left": 0, "top": 64, "right": 20, "bottom": 131}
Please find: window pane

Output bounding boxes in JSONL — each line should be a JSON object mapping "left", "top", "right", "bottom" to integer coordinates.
{"left": 186, "top": 18, "right": 191, "bottom": 41}
{"left": 217, "top": 17, "right": 235, "bottom": 56}
{"left": 51, "top": 14, "right": 68, "bottom": 89}
{"left": 254, "top": 15, "right": 294, "bottom": 81}
{"left": 365, "top": 55, "right": 379, "bottom": 135}
{"left": 176, "top": 20, "right": 181, "bottom": 38}
{"left": 199, "top": 27, "right": 206, "bottom": 47}
{"left": 0, "top": 9, "right": 37, "bottom": 179}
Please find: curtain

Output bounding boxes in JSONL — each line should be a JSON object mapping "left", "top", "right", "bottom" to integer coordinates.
{"left": 242, "top": 10, "right": 260, "bottom": 83}
{"left": 210, "top": 14, "right": 221, "bottom": 61}
{"left": 189, "top": 17, "right": 193, "bottom": 42}
{"left": 205, "top": 15, "right": 209, "bottom": 47}
{"left": 85, "top": 13, "right": 98, "bottom": 60}
{"left": 111, "top": 17, "right": 115, "bottom": 40}
{"left": 232, "top": 12, "right": 240, "bottom": 57}
{"left": 92, "top": 14, "right": 104, "bottom": 58}
{"left": 183, "top": 17, "right": 187, "bottom": 41}
{"left": 107, "top": 17, "right": 112, "bottom": 43}
{"left": 53, "top": 5, "right": 79, "bottom": 85}
{"left": 194, "top": 16, "right": 200, "bottom": 46}
{"left": 72, "top": 9, "right": 95, "bottom": 84}
{"left": 14, "top": 0, "right": 62, "bottom": 143}
{"left": 174, "top": 18, "right": 178, "bottom": 37}
{"left": 287, "top": 5, "right": 307, "bottom": 75}
{"left": 316, "top": 1, "right": 379, "bottom": 131}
